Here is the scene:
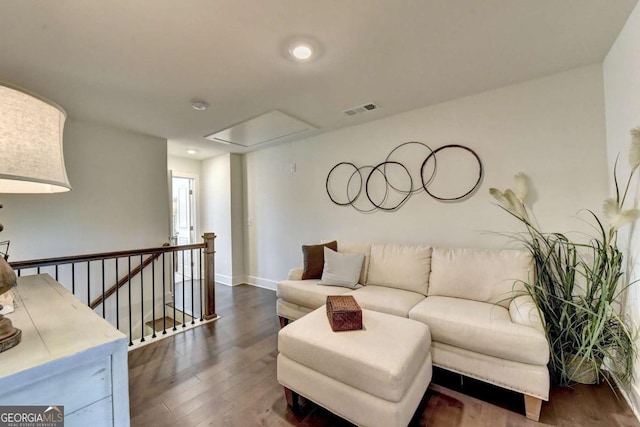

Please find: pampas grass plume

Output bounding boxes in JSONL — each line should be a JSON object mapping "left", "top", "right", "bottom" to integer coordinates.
{"left": 604, "top": 197, "right": 640, "bottom": 230}
{"left": 513, "top": 172, "right": 529, "bottom": 203}
{"left": 603, "top": 198, "right": 619, "bottom": 221}
{"left": 613, "top": 209, "right": 640, "bottom": 231}
{"left": 504, "top": 189, "right": 526, "bottom": 218}
{"left": 489, "top": 188, "right": 513, "bottom": 211}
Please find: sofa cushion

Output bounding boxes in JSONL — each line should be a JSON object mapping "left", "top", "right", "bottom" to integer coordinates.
{"left": 319, "top": 247, "right": 365, "bottom": 288}
{"left": 346, "top": 285, "right": 425, "bottom": 317}
{"left": 277, "top": 298, "right": 314, "bottom": 321}
{"left": 276, "top": 279, "right": 351, "bottom": 309}
{"left": 367, "top": 243, "right": 432, "bottom": 295}
{"left": 287, "top": 267, "right": 304, "bottom": 281}
{"left": 430, "top": 342, "right": 550, "bottom": 400}
{"left": 408, "top": 296, "right": 549, "bottom": 365}
{"left": 302, "top": 241, "right": 338, "bottom": 279}
{"left": 278, "top": 307, "right": 431, "bottom": 402}
{"left": 337, "top": 242, "right": 371, "bottom": 285}
{"left": 510, "top": 295, "right": 545, "bottom": 331}
{"left": 428, "top": 247, "right": 531, "bottom": 307}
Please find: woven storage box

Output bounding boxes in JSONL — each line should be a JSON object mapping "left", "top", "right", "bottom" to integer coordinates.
{"left": 326, "top": 295, "right": 362, "bottom": 332}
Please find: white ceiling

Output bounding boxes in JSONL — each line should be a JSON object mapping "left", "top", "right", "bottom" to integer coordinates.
{"left": 0, "top": 1, "right": 636, "bottom": 160}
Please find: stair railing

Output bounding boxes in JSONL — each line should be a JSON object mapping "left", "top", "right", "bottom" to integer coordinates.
{"left": 89, "top": 244, "right": 170, "bottom": 310}
{"left": 9, "top": 232, "right": 217, "bottom": 346}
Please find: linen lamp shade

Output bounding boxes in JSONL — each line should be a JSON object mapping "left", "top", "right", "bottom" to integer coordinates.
{"left": 0, "top": 82, "right": 72, "bottom": 353}
{"left": 0, "top": 83, "right": 70, "bottom": 193}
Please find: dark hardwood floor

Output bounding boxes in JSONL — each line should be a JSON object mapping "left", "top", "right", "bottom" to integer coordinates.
{"left": 129, "top": 284, "right": 639, "bottom": 426}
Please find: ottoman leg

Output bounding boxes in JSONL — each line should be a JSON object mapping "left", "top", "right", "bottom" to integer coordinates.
{"left": 284, "top": 387, "right": 300, "bottom": 413}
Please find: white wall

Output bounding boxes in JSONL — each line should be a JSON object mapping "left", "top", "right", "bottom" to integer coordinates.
{"left": 2, "top": 119, "right": 169, "bottom": 260}
{"left": 243, "top": 64, "right": 609, "bottom": 289}
{"left": 202, "top": 154, "right": 231, "bottom": 284}
{"left": 168, "top": 155, "right": 201, "bottom": 177}
{"left": 230, "top": 154, "right": 245, "bottom": 283}
{"left": 1, "top": 119, "right": 170, "bottom": 340}
{"left": 603, "top": 1, "right": 640, "bottom": 417}
{"left": 201, "top": 153, "right": 245, "bottom": 285}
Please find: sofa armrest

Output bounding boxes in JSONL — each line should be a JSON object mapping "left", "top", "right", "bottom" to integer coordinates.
{"left": 509, "top": 295, "right": 545, "bottom": 332}
{"left": 287, "top": 268, "right": 304, "bottom": 281}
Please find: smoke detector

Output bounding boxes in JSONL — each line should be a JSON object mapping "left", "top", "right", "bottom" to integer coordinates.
{"left": 191, "top": 100, "right": 208, "bottom": 111}
{"left": 343, "top": 102, "right": 379, "bottom": 116}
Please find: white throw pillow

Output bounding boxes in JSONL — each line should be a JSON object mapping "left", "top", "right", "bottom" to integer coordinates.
{"left": 319, "top": 247, "right": 365, "bottom": 288}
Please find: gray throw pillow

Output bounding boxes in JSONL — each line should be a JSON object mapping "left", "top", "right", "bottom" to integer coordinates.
{"left": 319, "top": 247, "right": 365, "bottom": 289}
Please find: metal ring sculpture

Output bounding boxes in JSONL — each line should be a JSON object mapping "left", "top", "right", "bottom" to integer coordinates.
{"left": 326, "top": 142, "right": 483, "bottom": 212}
{"left": 366, "top": 161, "right": 412, "bottom": 211}
{"left": 384, "top": 141, "right": 436, "bottom": 194}
{"left": 420, "top": 144, "right": 483, "bottom": 201}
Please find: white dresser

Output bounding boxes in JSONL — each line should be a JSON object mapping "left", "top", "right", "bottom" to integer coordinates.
{"left": 0, "top": 274, "right": 130, "bottom": 426}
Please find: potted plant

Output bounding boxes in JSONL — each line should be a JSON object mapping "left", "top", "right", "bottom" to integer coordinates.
{"left": 489, "top": 127, "right": 640, "bottom": 387}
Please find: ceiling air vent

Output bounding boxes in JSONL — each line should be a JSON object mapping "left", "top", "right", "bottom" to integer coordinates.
{"left": 343, "top": 102, "right": 379, "bottom": 116}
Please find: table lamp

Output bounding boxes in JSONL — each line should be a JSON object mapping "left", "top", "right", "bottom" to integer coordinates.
{"left": 0, "top": 82, "right": 71, "bottom": 353}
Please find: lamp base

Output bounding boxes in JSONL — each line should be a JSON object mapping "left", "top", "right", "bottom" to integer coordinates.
{"left": 0, "top": 313, "right": 21, "bottom": 353}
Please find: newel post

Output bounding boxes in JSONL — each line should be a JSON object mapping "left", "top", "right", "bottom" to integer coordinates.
{"left": 203, "top": 232, "right": 217, "bottom": 320}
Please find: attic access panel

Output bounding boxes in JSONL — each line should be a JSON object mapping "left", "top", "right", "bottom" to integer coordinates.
{"left": 205, "top": 110, "right": 316, "bottom": 148}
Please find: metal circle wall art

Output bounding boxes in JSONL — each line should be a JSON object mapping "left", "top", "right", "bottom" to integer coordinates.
{"left": 365, "top": 161, "right": 412, "bottom": 211}
{"left": 326, "top": 141, "right": 483, "bottom": 213}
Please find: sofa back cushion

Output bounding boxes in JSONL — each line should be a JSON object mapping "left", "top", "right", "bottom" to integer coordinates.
{"left": 338, "top": 242, "right": 371, "bottom": 285}
{"left": 367, "top": 243, "right": 432, "bottom": 295}
{"left": 428, "top": 247, "right": 531, "bottom": 307}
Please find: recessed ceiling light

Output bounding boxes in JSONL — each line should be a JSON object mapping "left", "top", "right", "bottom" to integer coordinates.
{"left": 191, "top": 100, "right": 208, "bottom": 111}
{"left": 290, "top": 44, "right": 313, "bottom": 60}
{"left": 187, "top": 149, "right": 197, "bottom": 155}
{"left": 284, "top": 37, "right": 321, "bottom": 63}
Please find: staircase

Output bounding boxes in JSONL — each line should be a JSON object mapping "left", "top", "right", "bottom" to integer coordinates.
{"left": 144, "top": 311, "right": 194, "bottom": 333}
{"left": 144, "top": 279, "right": 202, "bottom": 336}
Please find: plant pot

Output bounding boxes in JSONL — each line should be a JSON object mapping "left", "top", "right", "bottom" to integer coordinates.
{"left": 566, "top": 355, "right": 599, "bottom": 384}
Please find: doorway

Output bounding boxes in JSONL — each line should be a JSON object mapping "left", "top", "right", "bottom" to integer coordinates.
{"left": 172, "top": 176, "right": 195, "bottom": 245}
{"left": 171, "top": 176, "right": 196, "bottom": 281}
{"left": 170, "top": 175, "right": 199, "bottom": 316}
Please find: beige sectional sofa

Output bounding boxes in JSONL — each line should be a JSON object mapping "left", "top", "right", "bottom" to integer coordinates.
{"left": 276, "top": 242, "right": 549, "bottom": 421}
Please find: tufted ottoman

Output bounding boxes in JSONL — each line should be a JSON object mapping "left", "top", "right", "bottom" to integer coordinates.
{"left": 277, "top": 307, "right": 432, "bottom": 427}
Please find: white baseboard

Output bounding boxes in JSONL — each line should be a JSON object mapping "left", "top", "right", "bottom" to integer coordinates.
{"left": 215, "top": 273, "right": 246, "bottom": 287}
{"left": 629, "top": 383, "right": 640, "bottom": 421}
{"left": 245, "top": 276, "right": 277, "bottom": 291}
{"left": 215, "top": 273, "right": 232, "bottom": 286}
{"left": 216, "top": 281, "right": 233, "bottom": 287}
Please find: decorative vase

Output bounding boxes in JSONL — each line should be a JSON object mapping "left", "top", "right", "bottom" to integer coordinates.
{"left": 0, "top": 256, "right": 20, "bottom": 353}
